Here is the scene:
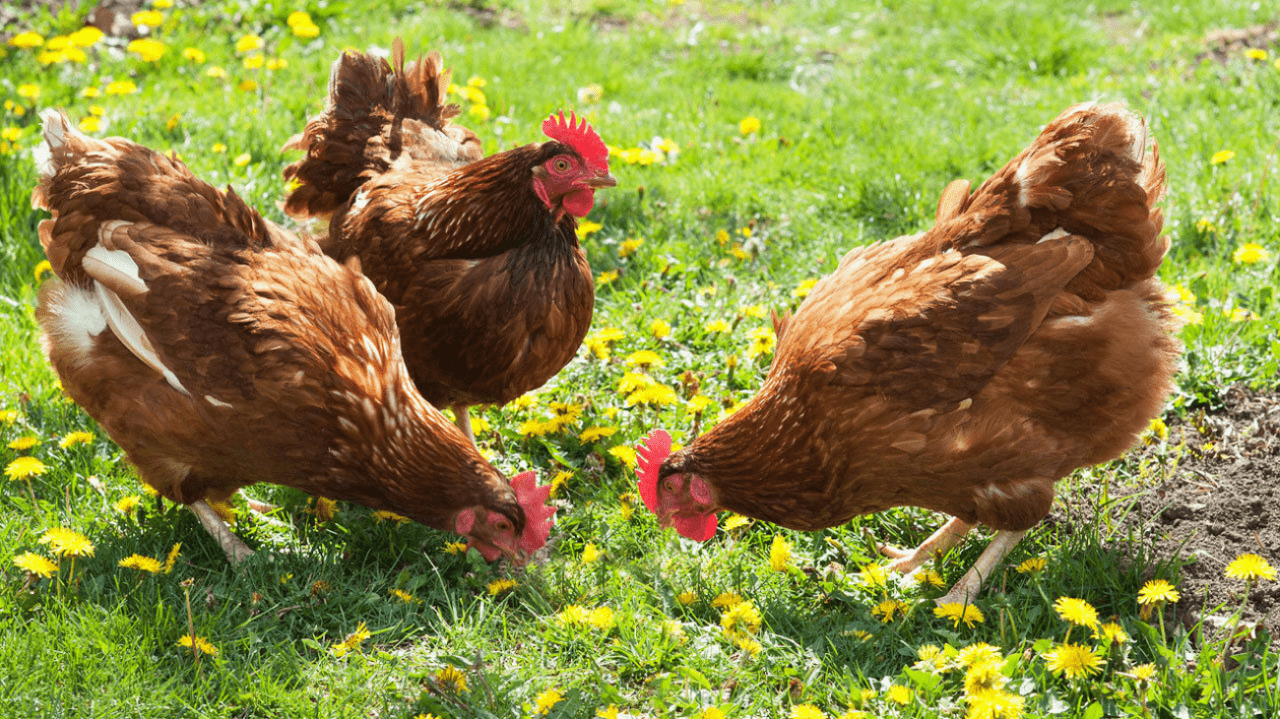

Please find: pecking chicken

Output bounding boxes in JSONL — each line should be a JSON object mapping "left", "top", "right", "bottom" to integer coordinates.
{"left": 31, "top": 110, "right": 555, "bottom": 564}
{"left": 636, "top": 103, "right": 1181, "bottom": 604}
{"left": 281, "top": 40, "right": 615, "bottom": 442}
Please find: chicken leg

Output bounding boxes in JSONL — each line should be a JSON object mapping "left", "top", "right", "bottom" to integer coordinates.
{"left": 936, "top": 529, "right": 1027, "bottom": 606}
{"left": 879, "top": 516, "right": 972, "bottom": 575}
{"left": 450, "top": 403, "right": 476, "bottom": 446}
{"left": 190, "top": 499, "right": 255, "bottom": 564}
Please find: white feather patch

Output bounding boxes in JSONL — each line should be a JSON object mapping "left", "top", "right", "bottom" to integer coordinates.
{"left": 41, "top": 283, "right": 107, "bottom": 368}
{"left": 92, "top": 280, "right": 190, "bottom": 396}
{"left": 83, "top": 245, "right": 147, "bottom": 295}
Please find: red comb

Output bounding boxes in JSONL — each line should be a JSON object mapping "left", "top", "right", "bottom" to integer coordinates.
{"left": 542, "top": 111, "right": 609, "bottom": 174}
{"left": 636, "top": 430, "right": 671, "bottom": 514}
{"left": 512, "top": 471, "right": 556, "bottom": 554}
{"left": 636, "top": 431, "right": 717, "bottom": 542}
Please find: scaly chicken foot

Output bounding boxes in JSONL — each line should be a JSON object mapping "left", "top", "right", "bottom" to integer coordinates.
{"left": 936, "top": 529, "right": 1027, "bottom": 606}
{"left": 190, "top": 499, "right": 255, "bottom": 564}
{"left": 451, "top": 403, "right": 476, "bottom": 446}
{"left": 879, "top": 516, "right": 972, "bottom": 575}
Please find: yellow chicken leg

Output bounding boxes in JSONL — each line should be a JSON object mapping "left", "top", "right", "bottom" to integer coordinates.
{"left": 880, "top": 516, "right": 972, "bottom": 575}
{"left": 936, "top": 529, "right": 1027, "bottom": 606}
{"left": 190, "top": 499, "right": 255, "bottom": 564}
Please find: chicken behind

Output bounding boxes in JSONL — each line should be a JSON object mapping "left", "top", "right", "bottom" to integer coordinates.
{"left": 282, "top": 40, "right": 614, "bottom": 443}
{"left": 31, "top": 110, "right": 555, "bottom": 564}
{"left": 638, "top": 102, "right": 1180, "bottom": 604}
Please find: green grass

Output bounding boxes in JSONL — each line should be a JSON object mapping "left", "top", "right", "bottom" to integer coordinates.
{"left": 2, "top": 0, "right": 1279, "bottom": 717}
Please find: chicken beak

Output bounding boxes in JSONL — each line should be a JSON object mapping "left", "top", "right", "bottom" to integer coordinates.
{"left": 585, "top": 172, "right": 617, "bottom": 189}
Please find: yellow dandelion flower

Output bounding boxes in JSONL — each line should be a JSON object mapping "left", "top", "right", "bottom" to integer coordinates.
{"left": 8, "top": 32, "right": 44, "bottom": 49}
{"left": 596, "top": 269, "right": 619, "bottom": 287}
{"left": 964, "top": 689, "right": 1024, "bottom": 719}
{"left": 722, "top": 514, "right": 751, "bottom": 531}
{"left": 6, "top": 456, "right": 48, "bottom": 481}
{"left": 236, "top": 35, "right": 263, "bottom": 53}
{"left": 105, "top": 80, "right": 138, "bottom": 95}
{"left": 163, "top": 543, "right": 181, "bottom": 573}
{"left": 8, "top": 435, "right": 39, "bottom": 451}
{"left": 1094, "top": 622, "right": 1129, "bottom": 644}
{"left": 372, "top": 510, "right": 409, "bottom": 523}
{"left": 625, "top": 349, "right": 664, "bottom": 367}
{"left": 1246, "top": 49, "right": 1269, "bottom": 60}
{"left": 744, "top": 326, "right": 776, "bottom": 359}
{"left": 1053, "top": 596, "right": 1099, "bottom": 628}
{"left": 1015, "top": 557, "right": 1047, "bottom": 574}
{"left": 240, "top": 78, "right": 256, "bottom": 90}
{"left": 589, "top": 606, "right": 616, "bottom": 631}
{"left": 205, "top": 66, "right": 227, "bottom": 79}
{"left": 177, "top": 634, "right": 219, "bottom": 657}
{"left": 712, "top": 592, "right": 744, "bottom": 608}
{"left": 964, "top": 659, "right": 1009, "bottom": 698}
{"left": 705, "top": 318, "right": 731, "bottom": 333}
{"left": 78, "top": 116, "right": 101, "bottom": 133}
{"left": 740, "top": 116, "right": 761, "bottom": 135}
{"left": 517, "top": 418, "right": 554, "bottom": 437}
{"left": 444, "top": 541, "right": 468, "bottom": 554}
{"left": 292, "top": 20, "right": 320, "bottom": 38}
{"left": 1137, "top": 579, "right": 1180, "bottom": 605}
{"left": 597, "top": 705, "right": 620, "bottom": 719}
{"left": 578, "top": 426, "right": 616, "bottom": 443}
{"left": 533, "top": 689, "right": 564, "bottom": 715}
{"left": 792, "top": 278, "right": 818, "bottom": 298}
{"left": 608, "top": 445, "right": 637, "bottom": 468}
{"left": 119, "top": 554, "right": 163, "bottom": 573}
{"left": 731, "top": 634, "right": 763, "bottom": 656}
{"left": 182, "top": 47, "right": 206, "bottom": 63}
{"left": 13, "top": 552, "right": 58, "bottom": 578}
{"left": 436, "top": 665, "right": 467, "bottom": 691}
{"left": 391, "top": 588, "right": 422, "bottom": 604}
{"left": 1043, "top": 642, "right": 1103, "bottom": 679}
{"left": 1129, "top": 663, "right": 1156, "bottom": 682}
{"left": 488, "top": 578, "right": 517, "bottom": 595}
{"left": 934, "top": 602, "right": 985, "bottom": 628}
{"left": 676, "top": 591, "right": 697, "bottom": 605}
{"left": 790, "top": 705, "right": 827, "bottom": 719}
{"left": 957, "top": 642, "right": 1002, "bottom": 668}
{"left": 769, "top": 535, "right": 792, "bottom": 572}
{"left": 558, "top": 604, "right": 591, "bottom": 625}
{"left": 576, "top": 220, "right": 603, "bottom": 239}
{"left": 114, "top": 495, "right": 141, "bottom": 513}
{"left": 913, "top": 568, "right": 947, "bottom": 589}
{"left": 468, "top": 104, "right": 490, "bottom": 121}
{"left": 243, "top": 54, "right": 264, "bottom": 69}
{"left": 626, "top": 384, "right": 678, "bottom": 407}
{"left": 127, "top": 38, "right": 166, "bottom": 62}
{"left": 860, "top": 563, "right": 889, "bottom": 588}
{"left": 330, "top": 621, "right": 370, "bottom": 657}
{"left": 1233, "top": 243, "right": 1272, "bottom": 264}
{"left": 1225, "top": 553, "right": 1276, "bottom": 582}
{"left": 131, "top": 10, "right": 164, "bottom": 27}
{"left": 288, "top": 11, "right": 313, "bottom": 27}
{"left": 59, "top": 431, "right": 94, "bottom": 448}
{"left": 1210, "top": 150, "right": 1235, "bottom": 165}
{"left": 581, "top": 542, "right": 603, "bottom": 564}
{"left": 887, "top": 685, "right": 912, "bottom": 706}
{"left": 651, "top": 319, "right": 671, "bottom": 338}
{"left": 2, "top": 127, "right": 20, "bottom": 143}
{"left": 17, "top": 84, "right": 40, "bottom": 100}
{"left": 619, "top": 237, "right": 644, "bottom": 258}
{"left": 0, "top": 409, "right": 17, "bottom": 424}
{"left": 871, "top": 600, "right": 908, "bottom": 623}
{"left": 233, "top": 153, "right": 251, "bottom": 167}
{"left": 720, "top": 600, "right": 762, "bottom": 635}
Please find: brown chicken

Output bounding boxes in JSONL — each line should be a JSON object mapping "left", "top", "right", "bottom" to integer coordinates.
{"left": 637, "top": 103, "right": 1180, "bottom": 604}
{"left": 282, "top": 40, "right": 615, "bottom": 442}
{"left": 31, "top": 110, "right": 555, "bottom": 564}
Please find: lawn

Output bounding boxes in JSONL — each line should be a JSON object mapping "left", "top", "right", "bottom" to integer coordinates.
{"left": 2, "top": 0, "right": 1279, "bottom": 717}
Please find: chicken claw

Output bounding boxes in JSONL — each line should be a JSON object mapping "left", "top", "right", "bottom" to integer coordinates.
{"left": 879, "top": 516, "right": 972, "bottom": 575}
{"left": 935, "top": 529, "right": 1027, "bottom": 606}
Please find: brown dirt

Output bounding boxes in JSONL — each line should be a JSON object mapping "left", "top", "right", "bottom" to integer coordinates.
{"left": 1198, "top": 21, "right": 1280, "bottom": 65}
{"left": 1111, "top": 387, "right": 1280, "bottom": 645}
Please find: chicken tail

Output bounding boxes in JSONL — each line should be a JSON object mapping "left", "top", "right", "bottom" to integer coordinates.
{"left": 935, "top": 102, "right": 1167, "bottom": 296}
{"left": 281, "top": 38, "right": 482, "bottom": 219}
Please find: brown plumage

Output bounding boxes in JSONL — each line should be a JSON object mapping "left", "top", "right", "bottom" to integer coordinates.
{"left": 642, "top": 103, "right": 1181, "bottom": 603}
{"left": 282, "top": 40, "right": 614, "bottom": 441}
{"left": 31, "top": 110, "right": 552, "bottom": 564}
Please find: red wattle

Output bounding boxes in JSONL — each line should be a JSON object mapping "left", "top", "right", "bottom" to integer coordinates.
{"left": 563, "top": 189, "right": 595, "bottom": 218}
{"left": 673, "top": 513, "right": 717, "bottom": 542}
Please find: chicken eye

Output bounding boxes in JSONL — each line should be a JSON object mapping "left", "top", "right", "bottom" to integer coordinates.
{"left": 552, "top": 157, "right": 572, "bottom": 173}
{"left": 663, "top": 478, "right": 678, "bottom": 492}
{"left": 495, "top": 519, "right": 511, "bottom": 532}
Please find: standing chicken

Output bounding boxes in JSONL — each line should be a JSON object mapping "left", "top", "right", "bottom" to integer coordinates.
{"left": 31, "top": 110, "right": 555, "bottom": 564}
{"left": 636, "top": 103, "right": 1180, "bottom": 604}
{"left": 282, "top": 40, "right": 615, "bottom": 442}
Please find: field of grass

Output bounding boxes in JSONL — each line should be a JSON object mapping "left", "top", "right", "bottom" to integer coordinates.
{"left": 2, "top": 0, "right": 1279, "bottom": 717}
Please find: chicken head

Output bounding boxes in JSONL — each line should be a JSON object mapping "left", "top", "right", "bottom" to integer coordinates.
{"left": 533, "top": 111, "right": 616, "bottom": 219}
{"left": 636, "top": 430, "right": 718, "bottom": 541}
